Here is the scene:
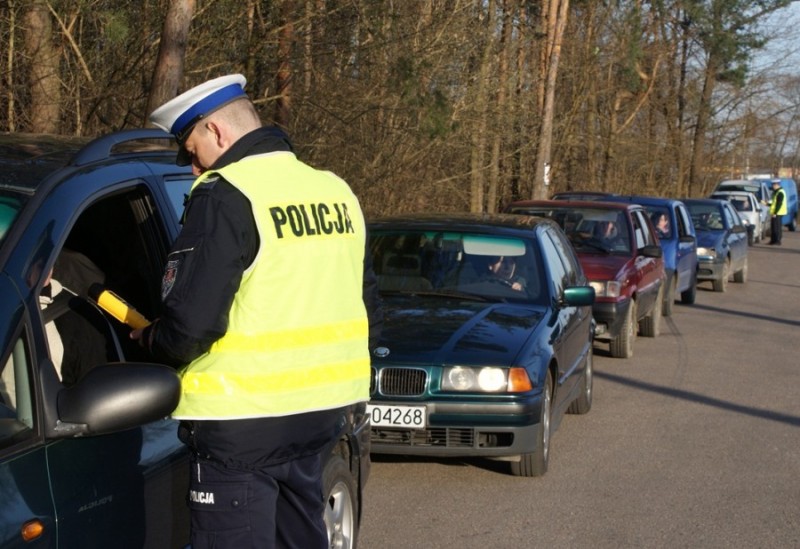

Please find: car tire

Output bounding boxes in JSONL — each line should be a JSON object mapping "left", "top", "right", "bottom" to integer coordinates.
{"left": 511, "top": 370, "right": 552, "bottom": 477}
{"left": 639, "top": 285, "right": 662, "bottom": 338}
{"left": 609, "top": 298, "right": 636, "bottom": 359}
{"left": 567, "top": 351, "right": 592, "bottom": 415}
{"left": 680, "top": 270, "right": 697, "bottom": 304}
{"left": 662, "top": 271, "right": 675, "bottom": 317}
{"left": 323, "top": 452, "right": 358, "bottom": 549}
{"left": 733, "top": 257, "right": 748, "bottom": 283}
{"left": 712, "top": 258, "right": 730, "bottom": 292}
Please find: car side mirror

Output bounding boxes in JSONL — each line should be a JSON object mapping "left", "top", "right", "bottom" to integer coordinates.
{"left": 54, "top": 363, "right": 180, "bottom": 438}
{"left": 731, "top": 225, "right": 745, "bottom": 234}
{"left": 561, "top": 285, "right": 595, "bottom": 308}
{"left": 640, "top": 244, "right": 663, "bottom": 258}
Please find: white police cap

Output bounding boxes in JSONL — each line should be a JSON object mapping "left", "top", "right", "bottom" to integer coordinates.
{"left": 149, "top": 74, "right": 247, "bottom": 163}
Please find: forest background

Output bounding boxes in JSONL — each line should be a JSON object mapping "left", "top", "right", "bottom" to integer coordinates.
{"left": 4, "top": 0, "right": 800, "bottom": 218}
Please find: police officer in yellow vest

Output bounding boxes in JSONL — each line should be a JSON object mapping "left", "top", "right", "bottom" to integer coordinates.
{"left": 769, "top": 179, "right": 787, "bottom": 245}
{"left": 134, "top": 74, "right": 381, "bottom": 548}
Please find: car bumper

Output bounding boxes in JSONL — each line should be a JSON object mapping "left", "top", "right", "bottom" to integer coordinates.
{"left": 369, "top": 397, "right": 543, "bottom": 458}
{"left": 590, "top": 298, "right": 632, "bottom": 340}
{"left": 696, "top": 257, "right": 723, "bottom": 281}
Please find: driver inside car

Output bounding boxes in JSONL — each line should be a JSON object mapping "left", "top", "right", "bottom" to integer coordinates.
{"left": 486, "top": 256, "right": 526, "bottom": 292}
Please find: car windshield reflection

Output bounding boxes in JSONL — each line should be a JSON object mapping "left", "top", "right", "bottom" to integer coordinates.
{"left": 369, "top": 230, "right": 546, "bottom": 305}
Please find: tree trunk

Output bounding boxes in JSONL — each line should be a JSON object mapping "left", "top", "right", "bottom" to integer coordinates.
{"left": 532, "top": 0, "right": 569, "bottom": 199}
{"left": 689, "top": 54, "right": 717, "bottom": 197}
{"left": 145, "top": 0, "right": 195, "bottom": 123}
{"left": 469, "top": 0, "right": 496, "bottom": 213}
{"left": 24, "top": 0, "right": 61, "bottom": 133}
{"left": 274, "top": 0, "right": 294, "bottom": 128}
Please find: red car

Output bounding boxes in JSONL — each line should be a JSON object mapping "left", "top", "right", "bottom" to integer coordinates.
{"left": 505, "top": 200, "right": 666, "bottom": 358}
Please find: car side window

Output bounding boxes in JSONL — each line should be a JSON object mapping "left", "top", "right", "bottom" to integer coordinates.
{"left": 722, "top": 204, "right": 737, "bottom": 228}
{"left": 163, "top": 177, "right": 195, "bottom": 223}
{"left": 541, "top": 230, "right": 569, "bottom": 297}
{"left": 675, "top": 205, "right": 690, "bottom": 237}
{"left": 0, "top": 328, "right": 36, "bottom": 450}
{"left": 631, "top": 211, "right": 653, "bottom": 249}
{"left": 547, "top": 228, "right": 582, "bottom": 285}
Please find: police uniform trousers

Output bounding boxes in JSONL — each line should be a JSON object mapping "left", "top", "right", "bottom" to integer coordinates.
{"left": 179, "top": 411, "right": 344, "bottom": 549}
{"left": 770, "top": 215, "right": 783, "bottom": 244}
{"left": 187, "top": 450, "right": 328, "bottom": 549}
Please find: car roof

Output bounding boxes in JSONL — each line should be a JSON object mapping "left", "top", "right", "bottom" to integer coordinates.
{"left": 550, "top": 191, "right": 619, "bottom": 200}
{"left": 0, "top": 133, "right": 89, "bottom": 191}
{"left": 368, "top": 212, "right": 553, "bottom": 232}
{"left": 0, "top": 130, "right": 178, "bottom": 194}
{"left": 507, "top": 199, "right": 637, "bottom": 212}
{"left": 710, "top": 190, "right": 757, "bottom": 198}
{"left": 603, "top": 195, "right": 685, "bottom": 207}
{"left": 682, "top": 198, "right": 726, "bottom": 207}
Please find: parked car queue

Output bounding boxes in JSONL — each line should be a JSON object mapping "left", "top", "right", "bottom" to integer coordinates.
{"left": 364, "top": 190, "right": 769, "bottom": 483}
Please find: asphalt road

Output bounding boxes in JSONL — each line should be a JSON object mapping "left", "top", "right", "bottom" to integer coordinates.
{"left": 358, "top": 231, "right": 800, "bottom": 549}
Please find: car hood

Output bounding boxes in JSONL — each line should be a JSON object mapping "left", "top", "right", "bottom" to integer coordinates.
{"left": 695, "top": 230, "right": 724, "bottom": 248}
{"left": 575, "top": 253, "right": 629, "bottom": 281}
{"left": 374, "top": 296, "right": 545, "bottom": 367}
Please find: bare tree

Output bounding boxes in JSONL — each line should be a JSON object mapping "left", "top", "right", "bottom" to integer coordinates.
{"left": 24, "top": 0, "right": 61, "bottom": 133}
{"left": 532, "top": 0, "right": 569, "bottom": 199}
{"left": 145, "top": 0, "right": 195, "bottom": 122}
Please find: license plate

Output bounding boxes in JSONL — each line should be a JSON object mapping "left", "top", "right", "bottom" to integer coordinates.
{"left": 367, "top": 404, "right": 427, "bottom": 430}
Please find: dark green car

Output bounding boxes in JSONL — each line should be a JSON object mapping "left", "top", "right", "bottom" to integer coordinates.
{"left": 367, "top": 214, "right": 595, "bottom": 477}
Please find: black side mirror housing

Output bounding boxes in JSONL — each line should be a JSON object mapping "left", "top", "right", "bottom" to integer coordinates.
{"left": 55, "top": 363, "right": 181, "bottom": 438}
{"left": 640, "top": 244, "right": 663, "bottom": 258}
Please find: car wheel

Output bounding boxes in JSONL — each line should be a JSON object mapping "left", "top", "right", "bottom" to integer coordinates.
{"left": 712, "top": 257, "right": 730, "bottom": 292}
{"left": 662, "top": 271, "right": 675, "bottom": 317}
{"left": 639, "top": 285, "right": 662, "bottom": 338}
{"left": 790, "top": 217, "right": 797, "bottom": 232}
{"left": 323, "top": 453, "right": 358, "bottom": 549}
{"left": 567, "top": 351, "right": 592, "bottom": 415}
{"left": 680, "top": 270, "right": 697, "bottom": 304}
{"left": 609, "top": 298, "right": 636, "bottom": 359}
{"left": 733, "top": 257, "right": 748, "bottom": 283}
{"left": 511, "top": 370, "right": 552, "bottom": 477}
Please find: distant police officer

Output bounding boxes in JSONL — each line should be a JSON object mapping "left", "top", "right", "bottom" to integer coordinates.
{"left": 134, "top": 74, "right": 380, "bottom": 548}
{"left": 769, "top": 179, "right": 787, "bottom": 245}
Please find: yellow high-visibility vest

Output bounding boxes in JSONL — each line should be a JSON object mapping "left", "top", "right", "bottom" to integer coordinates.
{"left": 172, "top": 151, "right": 370, "bottom": 420}
{"left": 770, "top": 188, "right": 788, "bottom": 216}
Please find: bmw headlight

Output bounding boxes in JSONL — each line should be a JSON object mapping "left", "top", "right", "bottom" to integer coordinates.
{"left": 442, "top": 366, "right": 533, "bottom": 393}
{"left": 589, "top": 280, "right": 621, "bottom": 298}
{"left": 697, "top": 247, "right": 717, "bottom": 258}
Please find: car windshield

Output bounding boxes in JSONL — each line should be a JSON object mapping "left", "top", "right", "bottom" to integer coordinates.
{"left": 0, "top": 191, "right": 26, "bottom": 248}
{"left": 687, "top": 203, "right": 725, "bottom": 230}
{"left": 369, "top": 229, "right": 546, "bottom": 304}
{"left": 509, "top": 206, "right": 631, "bottom": 254}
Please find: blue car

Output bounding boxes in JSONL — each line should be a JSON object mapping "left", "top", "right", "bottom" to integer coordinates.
{"left": 605, "top": 196, "right": 698, "bottom": 315}
{"left": 0, "top": 131, "right": 369, "bottom": 548}
{"left": 367, "top": 213, "right": 595, "bottom": 477}
{"left": 683, "top": 198, "right": 749, "bottom": 293}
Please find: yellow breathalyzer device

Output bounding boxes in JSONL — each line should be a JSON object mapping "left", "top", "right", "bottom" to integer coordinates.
{"left": 89, "top": 284, "right": 151, "bottom": 329}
